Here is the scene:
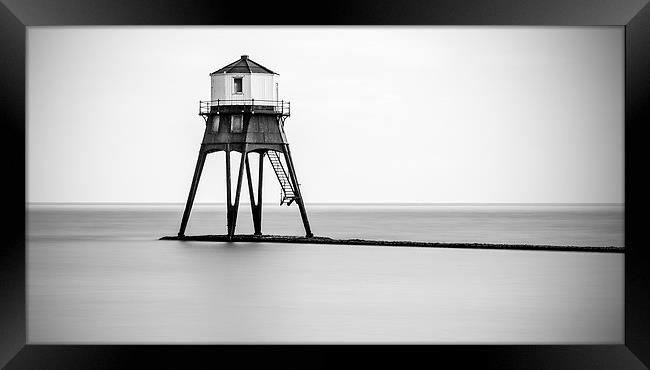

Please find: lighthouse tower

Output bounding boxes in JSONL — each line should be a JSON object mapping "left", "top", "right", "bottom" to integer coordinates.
{"left": 178, "top": 55, "right": 313, "bottom": 238}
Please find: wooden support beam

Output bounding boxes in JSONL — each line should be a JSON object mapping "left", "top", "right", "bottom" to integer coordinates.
{"left": 178, "top": 149, "right": 207, "bottom": 237}
{"left": 225, "top": 149, "right": 232, "bottom": 238}
{"left": 282, "top": 145, "right": 313, "bottom": 237}
{"left": 245, "top": 153, "right": 261, "bottom": 235}
{"left": 256, "top": 151, "right": 265, "bottom": 235}
{"left": 245, "top": 153, "right": 256, "bottom": 205}
{"left": 229, "top": 148, "right": 248, "bottom": 237}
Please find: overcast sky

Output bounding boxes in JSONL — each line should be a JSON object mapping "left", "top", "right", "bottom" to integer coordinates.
{"left": 27, "top": 27, "right": 623, "bottom": 204}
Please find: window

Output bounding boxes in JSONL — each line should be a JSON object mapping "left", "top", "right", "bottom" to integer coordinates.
{"left": 233, "top": 77, "right": 243, "bottom": 94}
{"left": 211, "top": 116, "right": 220, "bottom": 132}
{"left": 231, "top": 115, "right": 243, "bottom": 133}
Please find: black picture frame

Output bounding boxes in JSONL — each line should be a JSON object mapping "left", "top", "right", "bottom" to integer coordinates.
{"left": 1, "top": 0, "right": 648, "bottom": 368}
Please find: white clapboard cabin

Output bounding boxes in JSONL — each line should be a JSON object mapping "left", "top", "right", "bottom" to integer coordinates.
{"left": 209, "top": 55, "right": 279, "bottom": 106}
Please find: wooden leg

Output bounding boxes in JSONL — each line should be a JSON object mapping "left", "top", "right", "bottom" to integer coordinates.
{"left": 282, "top": 145, "right": 313, "bottom": 237}
{"left": 256, "top": 151, "right": 265, "bottom": 235}
{"left": 245, "top": 152, "right": 261, "bottom": 235}
{"left": 225, "top": 149, "right": 232, "bottom": 238}
{"left": 228, "top": 149, "right": 247, "bottom": 238}
{"left": 178, "top": 149, "right": 207, "bottom": 237}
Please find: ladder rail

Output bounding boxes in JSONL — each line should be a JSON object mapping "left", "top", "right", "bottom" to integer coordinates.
{"left": 267, "top": 150, "right": 297, "bottom": 205}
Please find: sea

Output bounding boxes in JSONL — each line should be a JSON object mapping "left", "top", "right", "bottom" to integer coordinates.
{"left": 27, "top": 203, "right": 624, "bottom": 344}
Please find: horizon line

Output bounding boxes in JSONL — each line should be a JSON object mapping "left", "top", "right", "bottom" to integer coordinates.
{"left": 26, "top": 201, "right": 625, "bottom": 206}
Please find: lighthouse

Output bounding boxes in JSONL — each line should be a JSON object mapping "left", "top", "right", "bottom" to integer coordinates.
{"left": 178, "top": 55, "right": 313, "bottom": 238}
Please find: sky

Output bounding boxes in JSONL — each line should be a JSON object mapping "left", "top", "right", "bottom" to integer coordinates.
{"left": 27, "top": 27, "right": 624, "bottom": 204}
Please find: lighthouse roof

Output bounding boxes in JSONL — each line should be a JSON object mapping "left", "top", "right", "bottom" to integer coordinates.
{"left": 210, "top": 55, "right": 277, "bottom": 75}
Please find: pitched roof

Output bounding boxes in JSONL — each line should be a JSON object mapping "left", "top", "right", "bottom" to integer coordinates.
{"left": 210, "top": 55, "right": 277, "bottom": 75}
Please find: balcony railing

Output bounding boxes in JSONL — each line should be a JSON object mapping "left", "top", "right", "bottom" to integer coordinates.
{"left": 199, "top": 99, "right": 290, "bottom": 116}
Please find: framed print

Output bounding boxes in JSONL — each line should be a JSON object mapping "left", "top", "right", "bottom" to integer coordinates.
{"left": 1, "top": 0, "right": 649, "bottom": 368}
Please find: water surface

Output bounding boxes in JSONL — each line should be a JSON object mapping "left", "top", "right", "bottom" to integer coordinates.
{"left": 27, "top": 204, "right": 623, "bottom": 343}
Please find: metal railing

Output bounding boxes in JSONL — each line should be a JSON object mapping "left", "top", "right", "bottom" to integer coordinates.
{"left": 199, "top": 99, "right": 290, "bottom": 116}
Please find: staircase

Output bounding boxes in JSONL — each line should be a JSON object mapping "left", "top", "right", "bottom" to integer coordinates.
{"left": 267, "top": 150, "right": 297, "bottom": 206}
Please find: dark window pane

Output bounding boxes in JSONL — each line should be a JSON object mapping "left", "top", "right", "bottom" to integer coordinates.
{"left": 234, "top": 78, "right": 243, "bottom": 93}
{"left": 211, "top": 116, "right": 220, "bottom": 132}
{"left": 231, "top": 115, "right": 243, "bottom": 133}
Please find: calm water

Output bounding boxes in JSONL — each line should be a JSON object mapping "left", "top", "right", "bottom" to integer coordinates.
{"left": 27, "top": 204, "right": 624, "bottom": 343}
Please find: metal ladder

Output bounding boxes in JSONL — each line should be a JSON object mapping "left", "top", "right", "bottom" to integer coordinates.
{"left": 267, "top": 150, "right": 296, "bottom": 206}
